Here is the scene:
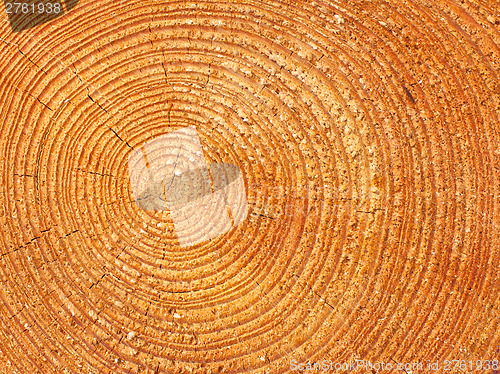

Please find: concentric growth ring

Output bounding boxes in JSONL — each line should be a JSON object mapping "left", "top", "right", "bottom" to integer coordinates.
{"left": 0, "top": 0, "right": 499, "bottom": 373}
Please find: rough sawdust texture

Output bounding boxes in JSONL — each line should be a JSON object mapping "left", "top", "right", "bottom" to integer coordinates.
{"left": 0, "top": 0, "right": 500, "bottom": 373}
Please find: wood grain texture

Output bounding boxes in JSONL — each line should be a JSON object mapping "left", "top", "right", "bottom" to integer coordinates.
{"left": 0, "top": 0, "right": 499, "bottom": 373}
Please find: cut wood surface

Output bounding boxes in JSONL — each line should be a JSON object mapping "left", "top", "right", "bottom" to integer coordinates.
{"left": 0, "top": 0, "right": 499, "bottom": 373}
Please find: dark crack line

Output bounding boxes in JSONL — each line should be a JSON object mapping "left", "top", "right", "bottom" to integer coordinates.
{"left": 86, "top": 90, "right": 132, "bottom": 148}
{"left": 2, "top": 38, "right": 136, "bottom": 152}
{"left": 36, "top": 97, "right": 53, "bottom": 111}
{"left": 63, "top": 230, "right": 79, "bottom": 238}
{"left": 250, "top": 212, "right": 275, "bottom": 220}
{"left": 402, "top": 84, "right": 415, "bottom": 104}
{"left": 108, "top": 127, "right": 132, "bottom": 148}
{"left": 87, "top": 88, "right": 108, "bottom": 113}
{"left": 2, "top": 236, "right": 40, "bottom": 256}
{"left": 291, "top": 274, "right": 338, "bottom": 311}
{"left": 205, "top": 63, "right": 211, "bottom": 86}
{"left": 89, "top": 274, "right": 106, "bottom": 289}
{"left": 76, "top": 168, "right": 119, "bottom": 178}
{"left": 161, "top": 50, "right": 169, "bottom": 84}
{"left": 17, "top": 48, "right": 47, "bottom": 75}
{"left": 13, "top": 173, "right": 35, "bottom": 177}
